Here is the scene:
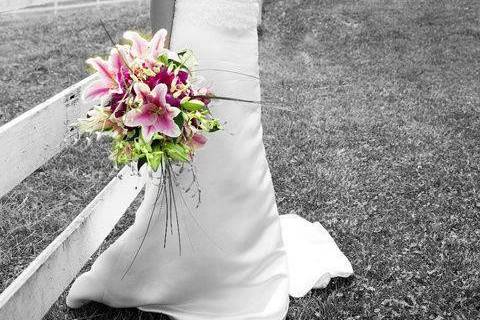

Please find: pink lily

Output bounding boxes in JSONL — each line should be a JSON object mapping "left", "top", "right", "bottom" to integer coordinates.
{"left": 183, "top": 124, "right": 207, "bottom": 150}
{"left": 124, "top": 83, "right": 181, "bottom": 141}
{"left": 123, "top": 29, "right": 169, "bottom": 62}
{"left": 83, "top": 48, "right": 126, "bottom": 100}
{"left": 191, "top": 133, "right": 207, "bottom": 150}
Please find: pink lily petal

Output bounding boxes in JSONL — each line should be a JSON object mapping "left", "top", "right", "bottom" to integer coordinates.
{"left": 108, "top": 48, "right": 123, "bottom": 73}
{"left": 125, "top": 81, "right": 180, "bottom": 139}
{"left": 149, "top": 29, "right": 167, "bottom": 59}
{"left": 83, "top": 80, "right": 110, "bottom": 100}
{"left": 155, "top": 111, "right": 181, "bottom": 138}
{"left": 123, "top": 31, "right": 148, "bottom": 58}
{"left": 110, "top": 85, "right": 124, "bottom": 95}
{"left": 166, "top": 105, "right": 180, "bottom": 118}
{"left": 124, "top": 108, "right": 148, "bottom": 127}
{"left": 86, "top": 57, "right": 114, "bottom": 81}
{"left": 191, "top": 133, "right": 207, "bottom": 149}
{"left": 133, "top": 82, "right": 151, "bottom": 102}
{"left": 141, "top": 125, "right": 157, "bottom": 141}
{"left": 116, "top": 45, "right": 134, "bottom": 65}
{"left": 124, "top": 109, "right": 140, "bottom": 127}
{"left": 150, "top": 83, "right": 168, "bottom": 107}
{"left": 111, "top": 71, "right": 124, "bottom": 95}
{"left": 136, "top": 104, "right": 158, "bottom": 126}
{"left": 124, "top": 103, "right": 157, "bottom": 127}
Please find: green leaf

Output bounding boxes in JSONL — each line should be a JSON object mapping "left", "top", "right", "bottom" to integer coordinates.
{"left": 158, "top": 54, "right": 169, "bottom": 65}
{"left": 174, "top": 112, "right": 185, "bottom": 129}
{"left": 177, "top": 49, "right": 198, "bottom": 70}
{"left": 164, "top": 143, "right": 190, "bottom": 162}
{"left": 125, "top": 128, "right": 139, "bottom": 141}
{"left": 134, "top": 138, "right": 152, "bottom": 154}
{"left": 146, "top": 151, "right": 164, "bottom": 171}
{"left": 112, "top": 140, "right": 129, "bottom": 165}
{"left": 151, "top": 138, "right": 165, "bottom": 149}
{"left": 203, "top": 118, "right": 222, "bottom": 132}
{"left": 181, "top": 99, "right": 205, "bottom": 112}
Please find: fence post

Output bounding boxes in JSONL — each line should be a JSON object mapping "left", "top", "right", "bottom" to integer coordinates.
{"left": 258, "top": 0, "right": 263, "bottom": 25}
{"left": 54, "top": 0, "right": 58, "bottom": 14}
{"left": 150, "top": 0, "right": 175, "bottom": 47}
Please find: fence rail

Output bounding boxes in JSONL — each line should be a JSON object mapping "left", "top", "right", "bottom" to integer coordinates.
{"left": 1, "top": 0, "right": 142, "bottom": 14}
{"left": 2, "top": 0, "right": 50, "bottom": 13}
{"left": 0, "top": 166, "right": 144, "bottom": 320}
{"left": 0, "top": 74, "right": 147, "bottom": 320}
{"left": 0, "top": 75, "right": 94, "bottom": 198}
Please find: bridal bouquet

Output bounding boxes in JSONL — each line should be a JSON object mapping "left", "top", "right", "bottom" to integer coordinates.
{"left": 78, "top": 29, "right": 221, "bottom": 172}
{"left": 77, "top": 27, "right": 254, "bottom": 260}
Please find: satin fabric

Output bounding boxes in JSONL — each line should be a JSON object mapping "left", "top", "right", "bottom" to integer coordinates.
{"left": 66, "top": 0, "right": 353, "bottom": 319}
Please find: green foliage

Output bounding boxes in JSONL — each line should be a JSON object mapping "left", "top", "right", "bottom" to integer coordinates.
{"left": 173, "top": 112, "right": 186, "bottom": 128}
{"left": 145, "top": 150, "right": 163, "bottom": 171}
{"left": 205, "top": 118, "right": 222, "bottom": 132}
{"left": 111, "top": 139, "right": 136, "bottom": 165}
{"left": 75, "top": 29, "right": 220, "bottom": 172}
{"left": 111, "top": 135, "right": 192, "bottom": 171}
{"left": 180, "top": 99, "right": 205, "bottom": 112}
{"left": 164, "top": 142, "right": 191, "bottom": 162}
{"left": 157, "top": 54, "right": 169, "bottom": 66}
{"left": 177, "top": 49, "right": 198, "bottom": 71}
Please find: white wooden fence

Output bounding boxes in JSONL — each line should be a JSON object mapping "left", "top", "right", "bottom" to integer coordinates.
{"left": 1, "top": 0, "right": 143, "bottom": 14}
{"left": 2, "top": 0, "right": 50, "bottom": 12}
{"left": 0, "top": 73, "right": 146, "bottom": 320}
{"left": 0, "top": 1, "right": 263, "bottom": 319}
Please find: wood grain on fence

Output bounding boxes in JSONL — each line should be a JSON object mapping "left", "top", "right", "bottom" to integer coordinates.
{"left": 1, "top": 0, "right": 143, "bottom": 14}
{"left": 0, "top": 75, "right": 95, "bottom": 198}
{"left": 1, "top": 0, "right": 50, "bottom": 12}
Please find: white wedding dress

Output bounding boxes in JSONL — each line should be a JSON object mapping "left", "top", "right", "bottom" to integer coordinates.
{"left": 66, "top": 0, "right": 353, "bottom": 319}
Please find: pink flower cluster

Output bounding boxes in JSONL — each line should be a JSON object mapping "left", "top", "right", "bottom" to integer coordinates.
{"left": 79, "top": 29, "right": 220, "bottom": 169}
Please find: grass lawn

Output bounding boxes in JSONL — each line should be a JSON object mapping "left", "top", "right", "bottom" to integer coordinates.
{"left": 1, "top": 0, "right": 480, "bottom": 319}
